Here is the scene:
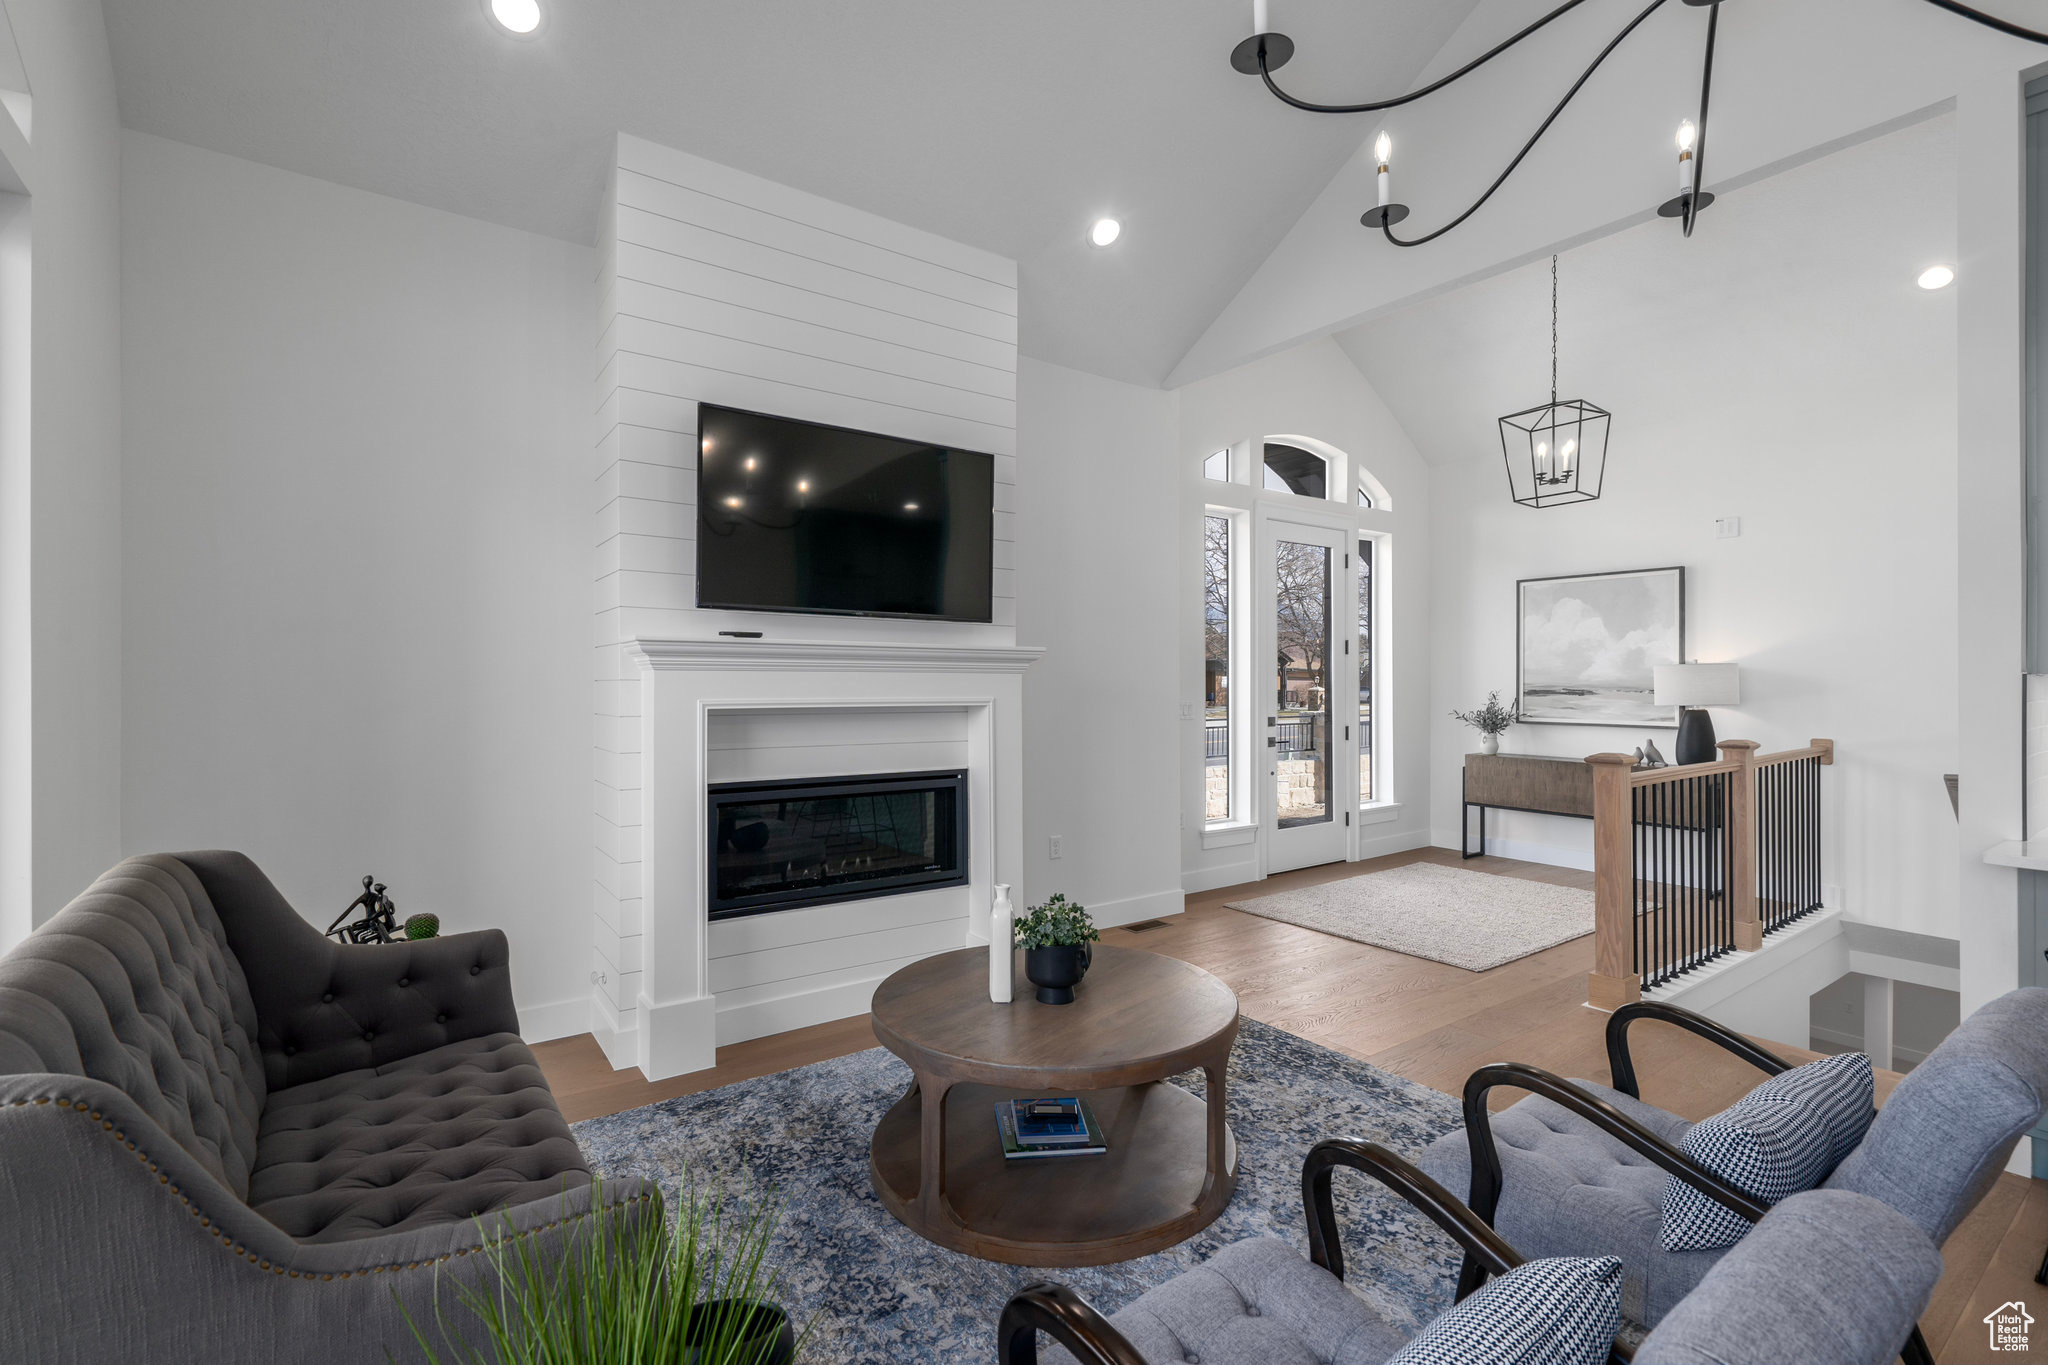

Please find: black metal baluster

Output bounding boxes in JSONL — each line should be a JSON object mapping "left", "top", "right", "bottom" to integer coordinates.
{"left": 1650, "top": 780, "right": 1661, "bottom": 985}
{"left": 1761, "top": 765, "right": 1777, "bottom": 933}
{"left": 1662, "top": 779, "right": 1673, "bottom": 981}
{"left": 1657, "top": 779, "right": 1668, "bottom": 983}
{"left": 1684, "top": 776, "right": 1696, "bottom": 971}
{"left": 1632, "top": 786, "right": 1643, "bottom": 981}
{"left": 1766, "top": 763, "right": 1777, "bottom": 931}
{"left": 1810, "top": 758, "right": 1819, "bottom": 914}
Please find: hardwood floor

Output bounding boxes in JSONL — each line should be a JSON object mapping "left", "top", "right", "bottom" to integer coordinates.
{"left": 533, "top": 844, "right": 2047, "bottom": 1362}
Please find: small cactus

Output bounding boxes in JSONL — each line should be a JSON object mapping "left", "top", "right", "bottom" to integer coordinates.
{"left": 403, "top": 913, "right": 440, "bottom": 941}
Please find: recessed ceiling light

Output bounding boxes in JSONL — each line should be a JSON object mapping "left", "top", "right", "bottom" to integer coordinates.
{"left": 724, "top": 496, "right": 742, "bottom": 509}
{"left": 1088, "top": 218, "right": 1121, "bottom": 248}
{"left": 1918, "top": 265, "right": 1955, "bottom": 291}
{"left": 488, "top": 0, "right": 542, "bottom": 35}
{"left": 796, "top": 479, "right": 810, "bottom": 494}
{"left": 903, "top": 502, "right": 920, "bottom": 512}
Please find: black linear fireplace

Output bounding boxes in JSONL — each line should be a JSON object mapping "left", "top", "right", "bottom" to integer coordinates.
{"left": 706, "top": 770, "right": 968, "bottom": 919}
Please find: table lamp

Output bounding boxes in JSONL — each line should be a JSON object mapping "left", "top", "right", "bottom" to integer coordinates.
{"left": 1653, "top": 662, "right": 1741, "bottom": 766}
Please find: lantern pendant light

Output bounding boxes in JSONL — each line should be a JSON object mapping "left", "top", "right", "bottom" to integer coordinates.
{"left": 1498, "top": 255, "right": 1609, "bottom": 509}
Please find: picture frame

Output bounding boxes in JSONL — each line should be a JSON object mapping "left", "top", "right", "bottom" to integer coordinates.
{"left": 1516, "top": 566, "right": 1685, "bottom": 728}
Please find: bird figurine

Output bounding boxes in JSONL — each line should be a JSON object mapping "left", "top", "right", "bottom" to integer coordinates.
{"left": 1631, "top": 746, "right": 1646, "bottom": 768}
{"left": 1643, "top": 738, "right": 1669, "bottom": 768}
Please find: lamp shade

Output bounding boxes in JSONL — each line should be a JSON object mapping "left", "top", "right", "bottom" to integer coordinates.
{"left": 1654, "top": 662, "right": 1740, "bottom": 707}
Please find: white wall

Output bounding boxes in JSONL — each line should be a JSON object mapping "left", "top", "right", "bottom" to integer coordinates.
{"left": 1342, "top": 116, "right": 1961, "bottom": 938}
{"left": 0, "top": 0, "right": 123, "bottom": 942}
{"left": 1175, "top": 338, "right": 1436, "bottom": 888}
{"left": 1953, "top": 69, "right": 2030, "bottom": 1022}
{"left": 1015, "top": 357, "right": 1183, "bottom": 924}
{"left": 119, "top": 131, "right": 596, "bottom": 1039}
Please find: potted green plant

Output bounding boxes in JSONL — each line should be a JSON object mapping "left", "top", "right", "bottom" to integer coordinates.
{"left": 397, "top": 1175, "right": 807, "bottom": 1364}
{"left": 1013, "top": 893, "right": 1099, "bottom": 1005}
{"left": 1450, "top": 691, "right": 1519, "bottom": 756}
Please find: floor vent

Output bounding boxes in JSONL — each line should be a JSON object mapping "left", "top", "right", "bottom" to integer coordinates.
{"left": 1122, "top": 919, "right": 1172, "bottom": 933}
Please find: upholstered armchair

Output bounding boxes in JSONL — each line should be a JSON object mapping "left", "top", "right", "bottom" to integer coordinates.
{"left": 1412, "top": 991, "right": 2048, "bottom": 1365}
{"left": 997, "top": 1141, "right": 1941, "bottom": 1365}
{"left": 0, "top": 852, "right": 658, "bottom": 1365}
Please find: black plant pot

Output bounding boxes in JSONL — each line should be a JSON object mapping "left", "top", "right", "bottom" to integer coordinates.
{"left": 683, "top": 1299, "right": 796, "bottom": 1365}
{"left": 1024, "top": 943, "right": 1092, "bottom": 1005}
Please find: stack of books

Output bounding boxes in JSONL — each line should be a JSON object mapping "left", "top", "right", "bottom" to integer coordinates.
{"left": 994, "top": 1096, "right": 1107, "bottom": 1160}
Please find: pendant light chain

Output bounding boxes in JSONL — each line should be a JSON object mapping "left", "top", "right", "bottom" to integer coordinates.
{"left": 1496, "top": 248, "right": 1609, "bottom": 510}
{"left": 1550, "top": 254, "right": 1559, "bottom": 407}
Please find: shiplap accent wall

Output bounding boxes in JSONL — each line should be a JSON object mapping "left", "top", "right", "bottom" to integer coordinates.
{"left": 592, "top": 134, "right": 1018, "bottom": 1055}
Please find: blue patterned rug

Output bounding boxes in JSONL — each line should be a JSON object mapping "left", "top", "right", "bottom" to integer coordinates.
{"left": 572, "top": 1018, "right": 1464, "bottom": 1363}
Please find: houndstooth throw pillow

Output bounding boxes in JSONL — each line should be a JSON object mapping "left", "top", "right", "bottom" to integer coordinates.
{"left": 1745, "top": 1051, "right": 1874, "bottom": 1165}
{"left": 1659, "top": 1053, "right": 1872, "bottom": 1252}
{"left": 1386, "top": 1256, "right": 1624, "bottom": 1365}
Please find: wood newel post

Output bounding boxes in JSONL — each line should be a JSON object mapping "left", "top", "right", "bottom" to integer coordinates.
{"left": 1719, "top": 739, "right": 1762, "bottom": 952}
{"left": 1586, "top": 753, "right": 1640, "bottom": 1010}
{"left": 1812, "top": 737, "right": 1834, "bottom": 766}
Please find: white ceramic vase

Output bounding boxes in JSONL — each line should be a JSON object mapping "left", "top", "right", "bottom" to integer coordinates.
{"left": 1481, "top": 733, "right": 1501, "bottom": 756}
{"left": 989, "top": 883, "right": 1014, "bottom": 1003}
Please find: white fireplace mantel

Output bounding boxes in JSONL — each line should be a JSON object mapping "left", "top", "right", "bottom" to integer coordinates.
{"left": 607, "top": 634, "right": 1041, "bottom": 1081}
{"left": 625, "top": 638, "right": 1046, "bottom": 674}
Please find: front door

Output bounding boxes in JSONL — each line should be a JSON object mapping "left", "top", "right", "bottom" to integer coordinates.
{"left": 1259, "top": 515, "right": 1351, "bottom": 872}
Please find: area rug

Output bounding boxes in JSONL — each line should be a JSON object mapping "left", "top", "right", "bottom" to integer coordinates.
{"left": 1226, "top": 862, "right": 1595, "bottom": 971}
{"left": 572, "top": 1019, "right": 1463, "bottom": 1363}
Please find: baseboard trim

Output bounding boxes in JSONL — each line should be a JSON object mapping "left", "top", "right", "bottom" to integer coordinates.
{"left": 1430, "top": 830, "right": 1594, "bottom": 871}
{"left": 517, "top": 997, "right": 590, "bottom": 1044}
{"left": 1809, "top": 1024, "right": 1932, "bottom": 1069}
{"left": 1087, "top": 886, "right": 1186, "bottom": 928}
{"left": 1183, "top": 858, "right": 1260, "bottom": 894}
{"left": 1356, "top": 826, "right": 1430, "bottom": 860}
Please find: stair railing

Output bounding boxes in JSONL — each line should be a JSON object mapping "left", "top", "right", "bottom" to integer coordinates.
{"left": 1587, "top": 738, "right": 1832, "bottom": 1008}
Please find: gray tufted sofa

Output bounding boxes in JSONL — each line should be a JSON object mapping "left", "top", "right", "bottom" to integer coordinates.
{"left": 0, "top": 851, "right": 658, "bottom": 1364}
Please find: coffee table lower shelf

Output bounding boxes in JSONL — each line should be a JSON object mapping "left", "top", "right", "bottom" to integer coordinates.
{"left": 868, "top": 1079, "right": 1237, "bottom": 1267}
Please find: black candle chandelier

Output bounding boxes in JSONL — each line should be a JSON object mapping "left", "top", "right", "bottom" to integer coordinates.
{"left": 1501, "top": 255, "right": 1608, "bottom": 509}
{"left": 1231, "top": 0, "right": 2048, "bottom": 248}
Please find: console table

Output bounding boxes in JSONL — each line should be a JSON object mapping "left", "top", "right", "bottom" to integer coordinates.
{"left": 1461, "top": 752, "right": 1595, "bottom": 858}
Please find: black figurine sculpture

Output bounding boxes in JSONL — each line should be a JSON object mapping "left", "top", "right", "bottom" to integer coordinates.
{"left": 325, "top": 875, "right": 401, "bottom": 944}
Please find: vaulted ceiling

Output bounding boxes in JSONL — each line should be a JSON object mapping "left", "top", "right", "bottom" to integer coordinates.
{"left": 101, "top": 0, "right": 1481, "bottom": 387}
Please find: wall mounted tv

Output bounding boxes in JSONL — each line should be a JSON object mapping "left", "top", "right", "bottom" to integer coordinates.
{"left": 695, "top": 403, "right": 995, "bottom": 623}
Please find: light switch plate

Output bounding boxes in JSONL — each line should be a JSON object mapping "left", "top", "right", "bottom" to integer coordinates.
{"left": 1715, "top": 517, "right": 1742, "bottom": 539}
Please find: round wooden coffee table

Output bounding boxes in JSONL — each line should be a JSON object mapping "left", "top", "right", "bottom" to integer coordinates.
{"left": 868, "top": 944, "right": 1240, "bottom": 1266}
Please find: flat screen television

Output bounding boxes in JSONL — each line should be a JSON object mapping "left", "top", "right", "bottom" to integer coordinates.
{"left": 695, "top": 403, "right": 995, "bottom": 622}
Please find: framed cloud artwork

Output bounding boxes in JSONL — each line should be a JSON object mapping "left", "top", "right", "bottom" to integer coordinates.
{"left": 1516, "top": 566, "right": 1685, "bottom": 727}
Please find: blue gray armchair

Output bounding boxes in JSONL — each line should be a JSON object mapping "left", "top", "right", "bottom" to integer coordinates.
{"left": 999, "top": 1140, "right": 1941, "bottom": 1365}
{"left": 1411, "top": 990, "right": 2048, "bottom": 1362}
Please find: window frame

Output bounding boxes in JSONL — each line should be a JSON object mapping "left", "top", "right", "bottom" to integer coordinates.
{"left": 1196, "top": 434, "right": 1397, "bottom": 853}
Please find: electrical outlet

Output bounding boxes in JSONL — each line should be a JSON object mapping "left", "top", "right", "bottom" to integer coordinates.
{"left": 1049, "top": 834, "right": 1064, "bottom": 860}
{"left": 1715, "top": 517, "right": 1742, "bottom": 539}
{"left": 1179, "top": 701, "right": 1195, "bottom": 720}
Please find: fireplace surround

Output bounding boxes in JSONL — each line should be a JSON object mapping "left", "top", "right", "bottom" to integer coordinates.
{"left": 707, "top": 769, "right": 968, "bottom": 919}
{"left": 602, "top": 636, "right": 1042, "bottom": 1080}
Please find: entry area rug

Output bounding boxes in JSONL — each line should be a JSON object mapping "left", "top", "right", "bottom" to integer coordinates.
{"left": 1227, "top": 862, "right": 1596, "bottom": 971}
{"left": 572, "top": 1019, "right": 1462, "bottom": 1364}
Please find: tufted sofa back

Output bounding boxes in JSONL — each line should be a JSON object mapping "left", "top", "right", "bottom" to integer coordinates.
{"left": 0, "top": 855, "right": 266, "bottom": 1198}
